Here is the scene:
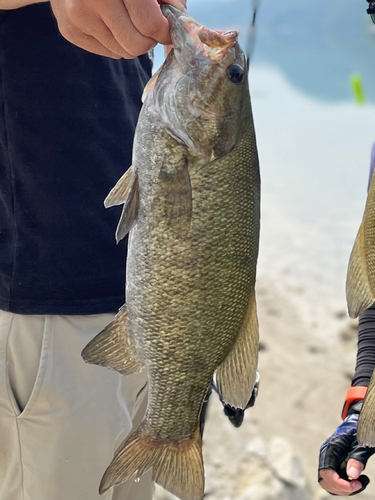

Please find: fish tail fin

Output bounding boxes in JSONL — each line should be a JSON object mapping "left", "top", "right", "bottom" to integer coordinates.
{"left": 99, "top": 424, "right": 204, "bottom": 500}
{"left": 346, "top": 223, "right": 375, "bottom": 318}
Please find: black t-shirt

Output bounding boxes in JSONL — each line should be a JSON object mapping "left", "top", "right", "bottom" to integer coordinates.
{"left": 0, "top": 4, "right": 152, "bottom": 314}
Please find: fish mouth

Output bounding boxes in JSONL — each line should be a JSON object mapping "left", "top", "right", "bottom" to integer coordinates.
{"left": 161, "top": 4, "right": 238, "bottom": 62}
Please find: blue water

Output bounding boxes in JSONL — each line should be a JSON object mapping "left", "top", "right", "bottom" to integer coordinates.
{"left": 154, "top": 0, "right": 375, "bottom": 337}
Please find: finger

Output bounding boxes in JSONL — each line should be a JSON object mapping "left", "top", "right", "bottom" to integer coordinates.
{"left": 347, "top": 459, "right": 365, "bottom": 480}
{"left": 57, "top": 25, "right": 122, "bottom": 59}
{"left": 122, "top": 0, "right": 172, "bottom": 45}
{"left": 319, "top": 437, "right": 356, "bottom": 473}
{"left": 101, "top": 0, "right": 159, "bottom": 57}
{"left": 319, "top": 470, "right": 364, "bottom": 496}
{"left": 80, "top": 16, "right": 135, "bottom": 58}
{"left": 57, "top": 1, "right": 138, "bottom": 58}
{"left": 51, "top": 1, "right": 126, "bottom": 58}
{"left": 348, "top": 444, "right": 375, "bottom": 470}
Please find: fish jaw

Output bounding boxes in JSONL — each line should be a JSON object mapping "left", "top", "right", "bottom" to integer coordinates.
{"left": 161, "top": 4, "right": 238, "bottom": 67}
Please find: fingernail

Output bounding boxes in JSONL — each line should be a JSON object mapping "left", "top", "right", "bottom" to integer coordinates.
{"left": 347, "top": 466, "right": 358, "bottom": 479}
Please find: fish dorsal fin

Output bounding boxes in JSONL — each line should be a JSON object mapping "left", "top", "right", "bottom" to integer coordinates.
{"left": 346, "top": 224, "right": 375, "bottom": 318}
{"left": 346, "top": 171, "right": 375, "bottom": 317}
{"left": 104, "top": 167, "right": 139, "bottom": 243}
{"left": 81, "top": 305, "right": 144, "bottom": 375}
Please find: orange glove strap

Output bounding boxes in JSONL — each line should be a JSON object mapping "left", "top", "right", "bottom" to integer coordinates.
{"left": 341, "top": 386, "right": 368, "bottom": 420}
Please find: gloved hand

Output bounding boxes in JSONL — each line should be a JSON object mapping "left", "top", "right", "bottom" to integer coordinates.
{"left": 318, "top": 404, "right": 375, "bottom": 496}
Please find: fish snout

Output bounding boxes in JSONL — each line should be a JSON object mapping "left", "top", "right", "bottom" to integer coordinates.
{"left": 161, "top": 5, "right": 238, "bottom": 63}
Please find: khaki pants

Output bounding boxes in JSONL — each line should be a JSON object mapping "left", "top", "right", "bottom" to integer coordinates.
{"left": 0, "top": 310, "right": 153, "bottom": 500}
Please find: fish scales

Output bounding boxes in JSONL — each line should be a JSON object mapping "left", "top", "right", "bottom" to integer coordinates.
{"left": 82, "top": 6, "right": 260, "bottom": 500}
{"left": 127, "top": 109, "right": 259, "bottom": 441}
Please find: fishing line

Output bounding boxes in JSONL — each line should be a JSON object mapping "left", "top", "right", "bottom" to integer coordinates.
{"left": 246, "top": 0, "right": 261, "bottom": 70}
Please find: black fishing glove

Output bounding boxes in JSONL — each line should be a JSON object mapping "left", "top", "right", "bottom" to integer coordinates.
{"left": 319, "top": 403, "right": 375, "bottom": 495}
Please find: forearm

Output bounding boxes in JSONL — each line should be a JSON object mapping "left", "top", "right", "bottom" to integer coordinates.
{"left": 0, "top": 0, "right": 47, "bottom": 9}
{"left": 352, "top": 304, "right": 375, "bottom": 387}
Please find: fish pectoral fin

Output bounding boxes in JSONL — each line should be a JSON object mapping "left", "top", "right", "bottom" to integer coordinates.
{"left": 159, "top": 157, "right": 192, "bottom": 237}
{"left": 358, "top": 369, "right": 375, "bottom": 446}
{"left": 104, "top": 167, "right": 139, "bottom": 243}
{"left": 105, "top": 167, "right": 136, "bottom": 208}
{"left": 100, "top": 423, "right": 204, "bottom": 500}
{"left": 346, "top": 222, "right": 375, "bottom": 318}
{"left": 215, "top": 292, "right": 259, "bottom": 409}
{"left": 81, "top": 305, "right": 144, "bottom": 375}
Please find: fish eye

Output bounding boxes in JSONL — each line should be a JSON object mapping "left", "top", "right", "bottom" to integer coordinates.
{"left": 227, "top": 63, "right": 244, "bottom": 84}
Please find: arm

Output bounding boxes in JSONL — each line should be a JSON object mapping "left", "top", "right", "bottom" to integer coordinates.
{"left": 318, "top": 305, "right": 375, "bottom": 496}
{"left": 352, "top": 304, "right": 375, "bottom": 387}
{"left": 49, "top": 0, "right": 187, "bottom": 59}
{"left": 0, "top": 0, "right": 47, "bottom": 8}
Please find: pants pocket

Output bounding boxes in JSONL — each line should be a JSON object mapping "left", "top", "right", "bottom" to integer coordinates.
{"left": 5, "top": 314, "right": 52, "bottom": 417}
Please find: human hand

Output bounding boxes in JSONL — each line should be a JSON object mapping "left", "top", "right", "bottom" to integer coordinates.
{"left": 50, "top": 0, "right": 187, "bottom": 59}
{"left": 318, "top": 413, "right": 375, "bottom": 496}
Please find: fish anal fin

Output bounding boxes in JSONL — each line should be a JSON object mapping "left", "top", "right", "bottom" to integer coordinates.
{"left": 215, "top": 292, "right": 259, "bottom": 409}
{"left": 99, "top": 424, "right": 204, "bottom": 500}
{"left": 358, "top": 370, "right": 375, "bottom": 446}
{"left": 158, "top": 157, "right": 192, "bottom": 237}
{"left": 81, "top": 306, "right": 143, "bottom": 375}
{"left": 104, "top": 167, "right": 139, "bottom": 243}
{"left": 346, "top": 222, "right": 375, "bottom": 318}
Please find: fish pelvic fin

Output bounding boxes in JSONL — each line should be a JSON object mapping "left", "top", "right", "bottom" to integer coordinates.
{"left": 104, "top": 167, "right": 139, "bottom": 243}
{"left": 81, "top": 306, "right": 144, "bottom": 375}
{"left": 215, "top": 292, "right": 259, "bottom": 409}
{"left": 346, "top": 222, "right": 375, "bottom": 318}
{"left": 358, "top": 369, "right": 375, "bottom": 446}
{"left": 99, "top": 424, "right": 204, "bottom": 500}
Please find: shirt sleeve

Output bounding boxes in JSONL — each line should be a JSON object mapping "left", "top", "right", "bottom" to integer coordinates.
{"left": 352, "top": 304, "right": 375, "bottom": 387}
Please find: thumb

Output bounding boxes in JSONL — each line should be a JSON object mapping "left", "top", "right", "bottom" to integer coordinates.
{"left": 347, "top": 459, "right": 365, "bottom": 480}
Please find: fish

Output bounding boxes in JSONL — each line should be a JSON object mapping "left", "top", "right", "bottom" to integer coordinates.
{"left": 346, "top": 170, "right": 375, "bottom": 319}
{"left": 347, "top": 170, "right": 375, "bottom": 445}
{"left": 81, "top": 5, "right": 260, "bottom": 500}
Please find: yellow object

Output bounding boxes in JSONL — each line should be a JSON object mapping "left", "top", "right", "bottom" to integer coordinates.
{"left": 350, "top": 73, "right": 366, "bottom": 104}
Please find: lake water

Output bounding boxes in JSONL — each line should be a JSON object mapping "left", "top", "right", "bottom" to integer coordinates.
{"left": 154, "top": 0, "right": 375, "bottom": 340}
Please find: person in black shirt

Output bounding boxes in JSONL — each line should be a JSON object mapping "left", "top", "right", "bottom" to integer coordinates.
{"left": 0, "top": 0, "right": 185, "bottom": 499}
